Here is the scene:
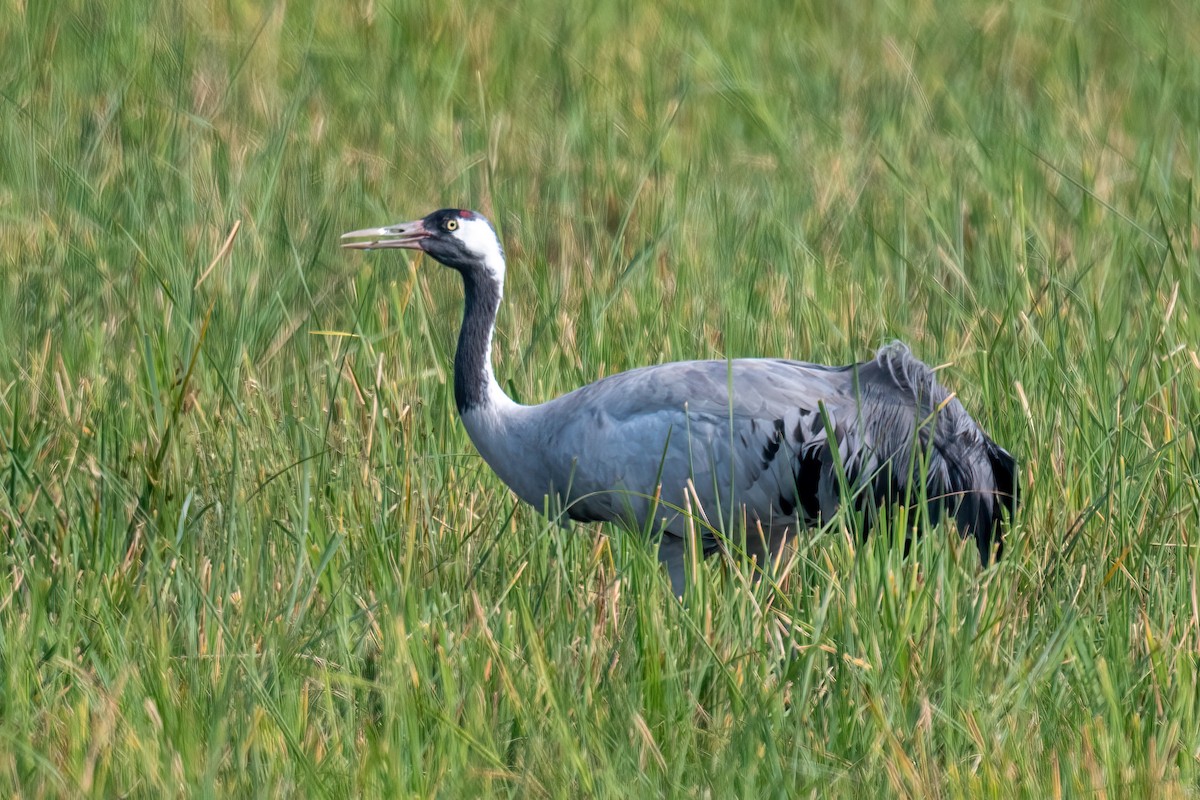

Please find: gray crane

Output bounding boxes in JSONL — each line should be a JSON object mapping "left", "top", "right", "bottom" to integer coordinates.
{"left": 343, "top": 208, "right": 1018, "bottom": 591}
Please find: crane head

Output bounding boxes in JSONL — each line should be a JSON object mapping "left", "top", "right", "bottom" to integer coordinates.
{"left": 342, "top": 209, "right": 505, "bottom": 283}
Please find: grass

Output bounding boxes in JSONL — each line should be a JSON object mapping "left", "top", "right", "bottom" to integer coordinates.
{"left": 1, "top": 0, "right": 1198, "bottom": 795}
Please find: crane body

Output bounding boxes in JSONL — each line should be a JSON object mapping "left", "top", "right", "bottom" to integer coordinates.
{"left": 344, "top": 209, "right": 1017, "bottom": 591}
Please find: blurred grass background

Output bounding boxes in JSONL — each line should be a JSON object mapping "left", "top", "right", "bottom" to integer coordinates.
{"left": 1, "top": 0, "right": 1198, "bottom": 796}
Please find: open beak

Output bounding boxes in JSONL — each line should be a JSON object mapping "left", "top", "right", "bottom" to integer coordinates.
{"left": 340, "top": 219, "right": 429, "bottom": 250}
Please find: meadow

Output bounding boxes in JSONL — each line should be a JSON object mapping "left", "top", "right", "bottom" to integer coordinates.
{"left": 1, "top": 0, "right": 1198, "bottom": 796}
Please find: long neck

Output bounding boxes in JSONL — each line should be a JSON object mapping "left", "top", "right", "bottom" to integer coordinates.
{"left": 453, "top": 268, "right": 538, "bottom": 507}
{"left": 455, "top": 271, "right": 511, "bottom": 414}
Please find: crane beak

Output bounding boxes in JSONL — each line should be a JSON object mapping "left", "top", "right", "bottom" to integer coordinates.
{"left": 340, "top": 219, "right": 429, "bottom": 250}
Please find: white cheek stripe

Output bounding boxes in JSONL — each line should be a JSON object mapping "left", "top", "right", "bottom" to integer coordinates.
{"left": 456, "top": 218, "right": 506, "bottom": 284}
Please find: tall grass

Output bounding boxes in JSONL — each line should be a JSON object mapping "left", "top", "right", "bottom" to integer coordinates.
{"left": 1, "top": 0, "right": 1197, "bottom": 796}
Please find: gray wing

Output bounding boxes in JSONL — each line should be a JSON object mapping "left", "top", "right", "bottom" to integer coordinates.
{"left": 526, "top": 359, "right": 840, "bottom": 529}
{"left": 516, "top": 342, "right": 1016, "bottom": 586}
{"left": 817, "top": 343, "right": 1017, "bottom": 564}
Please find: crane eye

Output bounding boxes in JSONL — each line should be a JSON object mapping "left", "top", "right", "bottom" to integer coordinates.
{"left": 445, "top": 219, "right": 459, "bottom": 232}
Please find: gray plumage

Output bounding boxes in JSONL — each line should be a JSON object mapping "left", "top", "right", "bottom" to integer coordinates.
{"left": 344, "top": 209, "right": 1018, "bottom": 592}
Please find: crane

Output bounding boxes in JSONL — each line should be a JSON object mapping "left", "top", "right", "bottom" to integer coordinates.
{"left": 343, "top": 208, "right": 1018, "bottom": 592}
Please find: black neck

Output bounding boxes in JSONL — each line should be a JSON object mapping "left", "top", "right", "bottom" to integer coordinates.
{"left": 454, "top": 271, "right": 502, "bottom": 414}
